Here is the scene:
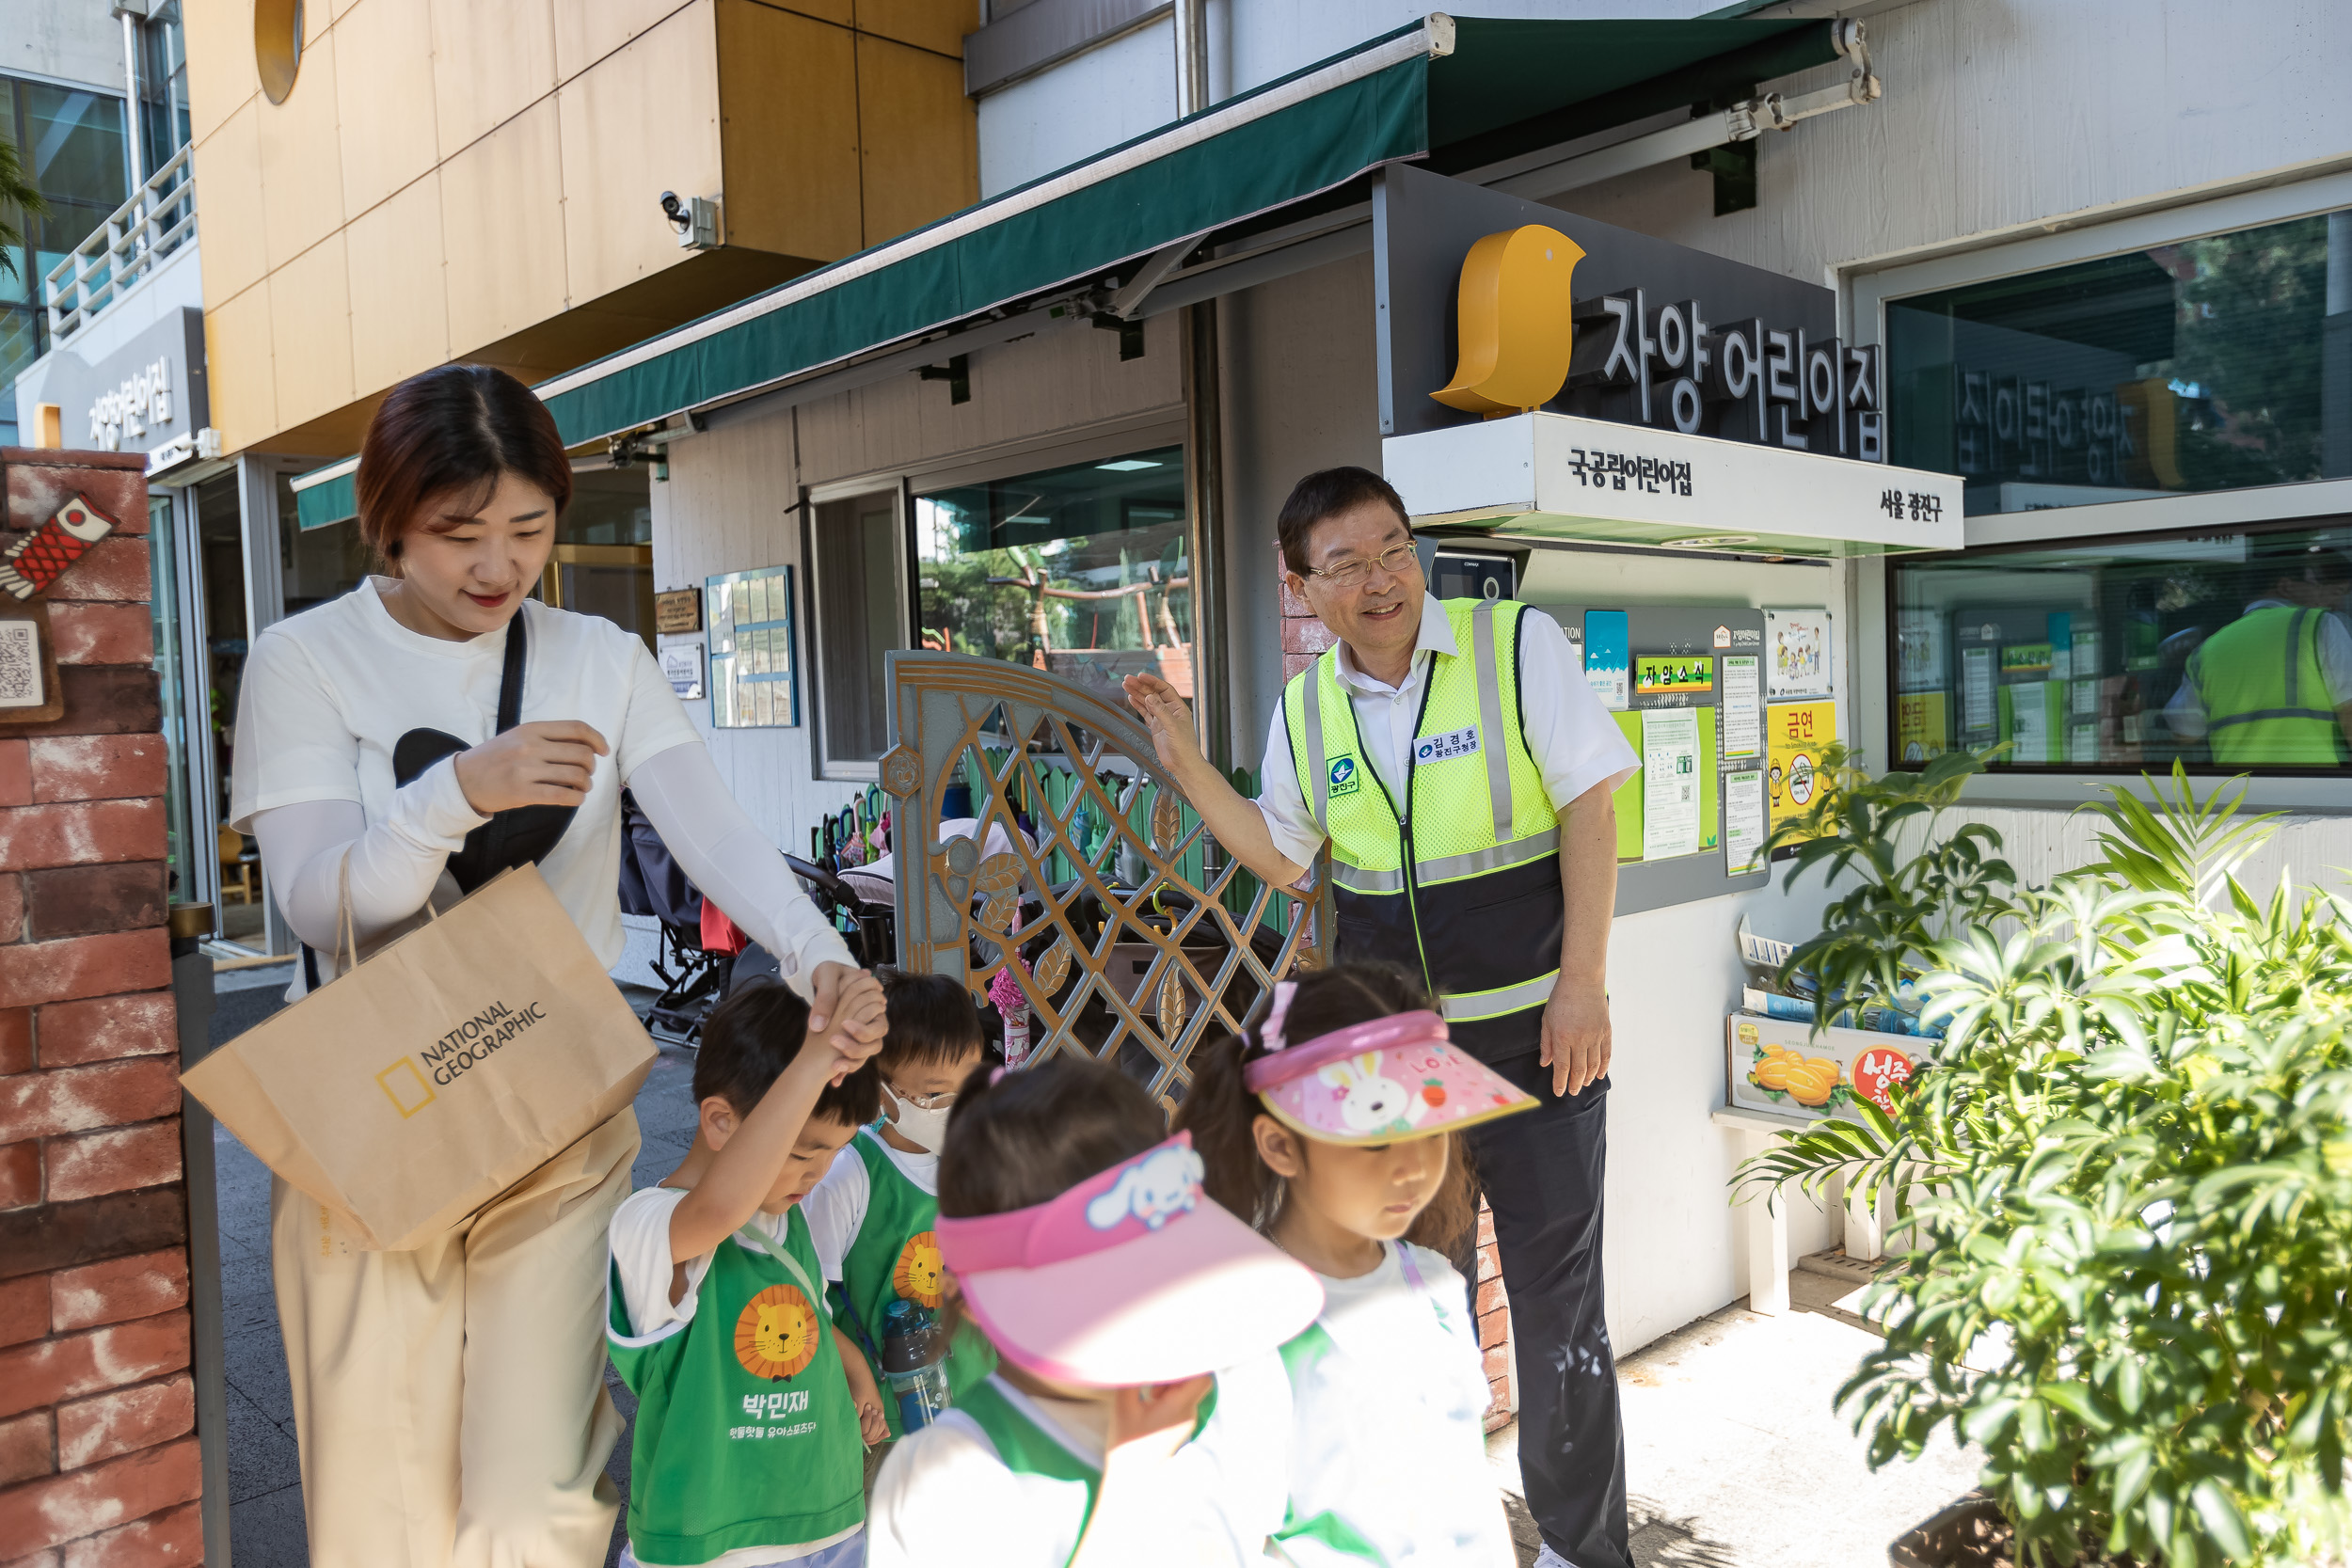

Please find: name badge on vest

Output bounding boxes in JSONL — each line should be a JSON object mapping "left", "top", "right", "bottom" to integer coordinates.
{"left": 1327, "top": 756, "right": 1361, "bottom": 797}
{"left": 1415, "top": 725, "right": 1481, "bottom": 765}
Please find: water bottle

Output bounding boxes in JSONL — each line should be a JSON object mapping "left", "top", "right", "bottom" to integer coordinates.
{"left": 880, "top": 1298, "right": 950, "bottom": 1432}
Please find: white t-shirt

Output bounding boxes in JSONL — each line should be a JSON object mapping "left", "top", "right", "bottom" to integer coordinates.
{"left": 800, "top": 1132, "right": 938, "bottom": 1284}
{"left": 1276, "top": 1243, "right": 1514, "bottom": 1567}
{"left": 1256, "top": 594, "right": 1639, "bottom": 868}
{"left": 230, "top": 579, "right": 702, "bottom": 968}
{"left": 865, "top": 1358, "right": 1292, "bottom": 1567}
{"left": 605, "top": 1187, "right": 858, "bottom": 1568}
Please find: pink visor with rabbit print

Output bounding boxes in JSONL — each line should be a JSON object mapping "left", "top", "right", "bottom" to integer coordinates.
{"left": 1244, "top": 1005, "right": 1537, "bottom": 1146}
{"left": 935, "top": 1132, "right": 1322, "bottom": 1387}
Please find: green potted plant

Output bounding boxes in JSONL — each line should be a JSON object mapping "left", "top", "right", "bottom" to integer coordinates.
{"left": 1738, "top": 747, "right": 2352, "bottom": 1566}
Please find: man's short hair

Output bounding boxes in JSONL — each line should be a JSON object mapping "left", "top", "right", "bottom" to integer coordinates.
{"left": 1276, "top": 466, "right": 1410, "bottom": 576}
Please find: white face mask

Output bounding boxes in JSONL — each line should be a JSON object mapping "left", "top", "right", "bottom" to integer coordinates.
{"left": 884, "top": 1087, "right": 954, "bottom": 1154}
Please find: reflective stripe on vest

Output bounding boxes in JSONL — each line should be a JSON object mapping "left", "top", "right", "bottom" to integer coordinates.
{"left": 1284, "top": 599, "right": 1562, "bottom": 1051}
{"left": 2187, "top": 605, "right": 2347, "bottom": 766}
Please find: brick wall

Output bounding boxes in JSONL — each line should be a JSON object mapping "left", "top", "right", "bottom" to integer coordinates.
{"left": 0, "top": 450, "right": 200, "bottom": 1568}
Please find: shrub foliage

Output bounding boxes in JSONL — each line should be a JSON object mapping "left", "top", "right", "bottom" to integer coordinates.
{"left": 1738, "top": 749, "right": 2352, "bottom": 1566}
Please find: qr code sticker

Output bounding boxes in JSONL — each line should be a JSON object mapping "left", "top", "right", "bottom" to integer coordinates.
{"left": 0, "top": 620, "right": 44, "bottom": 708}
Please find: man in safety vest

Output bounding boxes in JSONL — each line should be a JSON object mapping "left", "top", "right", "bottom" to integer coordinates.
{"left": 1126, "top": 466, "right": 1639, "bottom": 1568}
{"left": 2165, "top": 544, "right": 2352, "bottom": 765}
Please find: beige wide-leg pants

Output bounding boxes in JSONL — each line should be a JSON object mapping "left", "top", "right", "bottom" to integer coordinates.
{"left": 272, "top": 1107, "right": 642, "bottom": 1568}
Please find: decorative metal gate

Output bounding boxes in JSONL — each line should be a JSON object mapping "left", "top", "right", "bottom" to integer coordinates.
{"left": 879, "top": 651, "right": 1327, "bottom": 1104}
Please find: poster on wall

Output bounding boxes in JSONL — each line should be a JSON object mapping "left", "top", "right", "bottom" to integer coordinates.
{"left": 1721, "top": 654, "right": 1761, "bottom": 759}
{"left": 1640, "top": 707, "right": 1702, "bottom": 861}
{"left": 660, "top": 642, "right": 705, "bottom": 701}
{"left": 1764, "top": 609, "right": 1832, "bottom": 699}
{"left": 1583, "top": 610, "right": 1629, "bottom": 710}
{"left": 1724, "top": 769, "right": 1767, "bottom": 876}
{"left": 1766, "top": 700, "right": 1836, "bottom": 847}
{"left": 707, "top": 564, "right": 798, "bottom": 729}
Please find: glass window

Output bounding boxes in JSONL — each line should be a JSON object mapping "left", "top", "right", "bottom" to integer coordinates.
{"left": 1890, "top": 515, "right": 2352, "bottom": 773}
{"left": 914, "top": 445, "right": 1190, "bottom": 705}
{"left": 811, "top": 488, "right": 904, "bottom": 774}
{"left": 0, "top": 75, "right": 130, "bottom": 447}
{"left": 547, "top": 467, "right": 655, "bottom": 649}
{"left": 1886, "top": 209, "right": 2352, "bottom": 516}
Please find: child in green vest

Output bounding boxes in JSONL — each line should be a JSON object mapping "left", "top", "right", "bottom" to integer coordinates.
{"left": 802, "top": 970, "right": 996, "bottom": 1460}
{"left": 1173, "top": 963, "right": 1537, "bottom": 1565}
{"left": 605, "top": 976, "right": 894, "bottom": 1568}
{"left": 865, "top": 1057, "right": 1326, "bottom": 1567}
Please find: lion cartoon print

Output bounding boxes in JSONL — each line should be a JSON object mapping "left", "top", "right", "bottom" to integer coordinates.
{"left": 734, "top": 1284, "right": 820, "bottom": 1382}
{"left": 892, "top": 1230, "right": 945, "bottom": 1309}
{"left": 1319, "top": 1052, "right": 1431, "bottom": 1137}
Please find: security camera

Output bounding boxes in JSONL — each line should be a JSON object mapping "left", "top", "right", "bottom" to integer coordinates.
{"left": 659, "top": 191, "right": 720, "bottom": 250}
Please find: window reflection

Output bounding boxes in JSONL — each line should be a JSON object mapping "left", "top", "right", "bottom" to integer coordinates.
{"left": 914, "top": 446, "right": 1191, "bottom": 705}
{"left": 1891, "top": 520, "right": 2352, "bottom": 771}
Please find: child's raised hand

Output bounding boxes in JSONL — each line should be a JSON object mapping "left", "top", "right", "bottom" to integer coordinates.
{"left": 805, "top": 968, "right": 888, "bottom": 1085}
{"left": 1104, "top": 1373, "right": 1215, "bottom": 1466}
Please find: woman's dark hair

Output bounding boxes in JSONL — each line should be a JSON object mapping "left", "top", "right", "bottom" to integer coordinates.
{"left": 938, "top": 1057, "right": 1165, "bottom": 1220}
{"left": 875, "top": 968, "right": 987, "bottom": 1077}
{"left": 693, "top": 977, "right": 882, "bottom": 1128}
{"left": 1171, "top": 961, "right": 1474, "bottom": 1250}
{"left": 355, "top": 364, "right": 574, "bottom": 567}
{"left": 1275, "top": 466, "right": 1410, "bottom": 576}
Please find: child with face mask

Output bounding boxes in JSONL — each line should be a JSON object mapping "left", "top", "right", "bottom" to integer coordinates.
{"left": 802, "top": 969, "right": 998, "bottom": 1466}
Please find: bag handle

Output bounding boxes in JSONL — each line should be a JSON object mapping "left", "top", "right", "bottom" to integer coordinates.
{"left": 734, "top": 1221, "right": 833, "bottom": 1323}
{"left": 300, "top": 849, "right": 445, "bottom": 993}
{"left": 497, "top": 610, "right": 528, "bottom": 733}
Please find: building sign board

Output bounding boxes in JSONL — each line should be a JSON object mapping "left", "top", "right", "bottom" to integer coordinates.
{"left": 1373, "top": 164, "right": 1880, "bottom": 459}
{"left": 23, "top": 309, "right": 214, "bottom": 476}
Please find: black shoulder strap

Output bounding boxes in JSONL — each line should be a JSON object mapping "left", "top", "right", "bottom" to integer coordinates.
{"left": 497, "top": 610, "right": 528, "bottom": 733}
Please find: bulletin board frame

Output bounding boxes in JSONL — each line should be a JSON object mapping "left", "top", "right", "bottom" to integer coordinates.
{"left": 1529, "top": 602, "right": 1775, "bottom": 917}
{"left": 707, "top": 564, "right": 801, "bottom": 729}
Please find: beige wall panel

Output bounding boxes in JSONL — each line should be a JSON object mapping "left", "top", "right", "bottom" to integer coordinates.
{"left": 202, "top": 284, "right": 278, "bottom": 454}
{"left": 556, "top": 1, "right": 720, "bottom": 305}
{"left": 182, "top": 0, "right": 257, "bottom": 147}
{"left": 256, "top": 30, "right": 346, "bottom": 270}
{"left": 346, "top": 172, "right": 450, "bottom": 395}
{"left": 715, "top": 0, "right": 860, "bottom": 263}
{"left": 335, "top": 0, "right": 439, "bottom": 218}
{"left": 429, "top": 0, "right": 558, "bottom": 159}
{"left": 648, "top": 409, "right": 818, "bottom": 841}
{"left": 853, "top": 35, "right": 977, "bottom": 245}
{"left": 192, "top": 103, "right": 270, "bottom": 306}
{"left": 793, "top": 312, "right": 1180, "bottom": 487}
{"left": 439, "top": 97, "right": 570, "bottom": 355}
{"left": 853, "top": 0, "right": 975, "bottom": 59}
{"left": 269, "top": 231, "right": 358, "bottom": 433}
{"left": 552, "top": 0, "right": 702, "bottom": 82}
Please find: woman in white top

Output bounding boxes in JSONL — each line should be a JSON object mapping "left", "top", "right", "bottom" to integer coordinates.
{"left": 230, "top": 364, "right": 883, "bottom": 1568}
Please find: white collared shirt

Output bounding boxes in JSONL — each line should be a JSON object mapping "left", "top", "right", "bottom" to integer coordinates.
{"left": 1254, "top": 594, "right": 1640, "bottom": 868}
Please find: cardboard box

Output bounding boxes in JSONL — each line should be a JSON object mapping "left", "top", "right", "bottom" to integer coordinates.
{"left": 1726, "top": 1010, "right": 1927, "bottom": 1122}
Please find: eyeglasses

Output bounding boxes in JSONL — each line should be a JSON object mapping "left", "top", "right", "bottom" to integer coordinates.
{"left": 895, "top": 1087, "right": 959, "bottom": 1110}
{"left": 1304, "top": 543, "right": 1419, "bottom": 591}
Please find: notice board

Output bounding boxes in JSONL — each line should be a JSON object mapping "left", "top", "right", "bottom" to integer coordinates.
{"left": 1533, "top": 603, "right": 1778, "bottom": 917}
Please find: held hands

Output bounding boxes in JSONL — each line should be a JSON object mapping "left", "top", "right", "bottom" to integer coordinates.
{"left": 1541, "top": 977, "right": 1613, "bottom": 1098}
{"left": 854, "top": 1396, "right": 888, "bottom": 1447}
{"left": 806, "top": 963, "right": 887, "bottom": 1083}
{"left": 453, "top": 721, "right": 611, "bottom": 814}
{"left": 1121, "top": 673, "right": 1205, "bottom": 780}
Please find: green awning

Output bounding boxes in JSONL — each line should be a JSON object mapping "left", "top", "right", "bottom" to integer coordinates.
{"left": 534, "top": 14, "right": 1839, "bottom": 449}
{"left": 292, "top": 455, "right": 358, "bottom": 531}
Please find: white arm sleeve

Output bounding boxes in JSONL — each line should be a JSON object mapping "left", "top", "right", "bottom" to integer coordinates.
{"left": 626, "top": 741, "right": 857, "bottom": 993}
{"left": 249, "top": 758, "right": 488, "bottom": 953}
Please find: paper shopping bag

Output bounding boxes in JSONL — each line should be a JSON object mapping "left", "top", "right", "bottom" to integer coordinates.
{"left": 183, "top": 864, "right": 655, "bottom": 1251}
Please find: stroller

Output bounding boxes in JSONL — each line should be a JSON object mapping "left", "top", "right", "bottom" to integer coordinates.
{"left": 617, "top": 790, "right": 739, "bottom": 1045}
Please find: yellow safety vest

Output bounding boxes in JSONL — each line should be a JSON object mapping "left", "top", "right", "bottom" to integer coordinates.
{"left": 1283, "top": 598, "right": 1562, "bottom": 1060}
{"left": 2187, "top": 605, "right": 2349, "bottom": 766}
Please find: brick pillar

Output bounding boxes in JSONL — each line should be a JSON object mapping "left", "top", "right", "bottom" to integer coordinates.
{"left": 1278, "top": 543, "right": 1334, "bottom": 684}
{"left": 1475, "top": 1196, "right": 1516, "bottom": 1431}
{"left": 0, "top": 449, "right": 199, "bottom": 1568}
